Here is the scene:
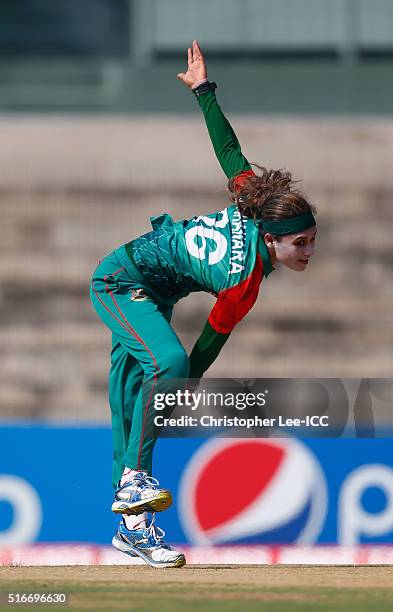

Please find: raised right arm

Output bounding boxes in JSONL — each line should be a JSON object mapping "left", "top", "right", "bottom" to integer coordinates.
{"left": 195, "top": 87, "right": 254, "bottom": 180}
{"left": 178, "top": 40, "right": 255, "bottom": 182}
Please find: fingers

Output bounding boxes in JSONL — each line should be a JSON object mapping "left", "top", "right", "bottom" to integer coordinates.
{"left": 193, "top": 40, "right": 203, "bottom": 60}
{"left": 187, "top": 41, "right": 203, "bottom": 66}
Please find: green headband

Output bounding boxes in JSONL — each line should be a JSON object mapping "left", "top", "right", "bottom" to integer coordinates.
{"left": 259, "top": 211, "right": 316, "bottom": 236}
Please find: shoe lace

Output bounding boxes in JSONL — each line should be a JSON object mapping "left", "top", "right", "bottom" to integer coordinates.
{"left": 117, "top": 473, "right": 160, "bottom": 496}
{"left": 143, "top": 514, "right": 170, "bottom": 549}
{"left": 139, "top": 475, "right": 160, "bottom": 491}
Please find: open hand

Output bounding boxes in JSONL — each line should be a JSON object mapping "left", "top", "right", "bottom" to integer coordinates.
{"left": 177, "top": 40, "right": 207, "bottom": 89}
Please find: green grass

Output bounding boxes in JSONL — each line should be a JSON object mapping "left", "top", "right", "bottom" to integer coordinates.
{"left": 1, "top": 582, "right": 393, "bottom": 612}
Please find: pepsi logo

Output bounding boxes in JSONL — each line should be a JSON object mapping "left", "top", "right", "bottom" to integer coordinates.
{"left": 179, "top": 438, "right": 327, "bottom": 545}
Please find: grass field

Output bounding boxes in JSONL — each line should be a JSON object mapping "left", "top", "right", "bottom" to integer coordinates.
{"left": 1, "top": 566, "right": 393, "bottom": 611}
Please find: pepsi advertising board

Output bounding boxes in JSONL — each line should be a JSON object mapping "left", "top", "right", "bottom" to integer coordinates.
{"left": 1, "top": 425, "right": 393, "bottom": 547}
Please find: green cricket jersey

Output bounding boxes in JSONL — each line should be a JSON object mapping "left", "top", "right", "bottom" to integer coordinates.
{"left": 124, "top": 89, "right": 274, "bottom": 377}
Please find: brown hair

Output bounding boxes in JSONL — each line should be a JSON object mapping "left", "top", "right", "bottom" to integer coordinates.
{"left": 228, "top": 164, "right": 315, "bottom": 225}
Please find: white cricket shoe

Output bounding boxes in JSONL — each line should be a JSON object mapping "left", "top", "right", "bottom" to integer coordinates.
{"left": 111, "top": 472, "right": 172, "bottom": 515}
{"left": 112, "top": 515, "right": 186, "bottom": 569}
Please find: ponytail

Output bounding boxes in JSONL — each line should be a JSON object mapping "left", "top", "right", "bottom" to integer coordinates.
{"left": 228, "top": 164, "right": 315, "bottom": 224}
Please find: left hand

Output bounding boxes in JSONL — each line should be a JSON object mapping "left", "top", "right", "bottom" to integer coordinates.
{"left": 177, "top": 40, "right": 208, "bottom": 89}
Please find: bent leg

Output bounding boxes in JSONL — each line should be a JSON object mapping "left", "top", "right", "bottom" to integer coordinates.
{"left": 126, "top": 339, "right": 189, "bottom": 475}
{"left": 91, "top": 274, "right": 188, "bottom": 476}
{"left": 117, "top": 301, "right": 188, "bottom": 474}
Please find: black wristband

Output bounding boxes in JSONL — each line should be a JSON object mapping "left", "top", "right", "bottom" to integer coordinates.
{"left": 192, "top": 81, "right": 217, "bottom": 97}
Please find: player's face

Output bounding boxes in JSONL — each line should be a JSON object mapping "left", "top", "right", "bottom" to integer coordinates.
{"left": 268, "top": 226, "right": 317, "bottom": 271}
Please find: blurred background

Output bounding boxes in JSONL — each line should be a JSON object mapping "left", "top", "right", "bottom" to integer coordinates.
{"left": 1, "top": 0, "right": 393, "bottom": 559}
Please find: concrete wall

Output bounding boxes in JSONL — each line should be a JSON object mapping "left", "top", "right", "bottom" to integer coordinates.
{"left": 1, "top": 114, "right": 392, "bottom": 421}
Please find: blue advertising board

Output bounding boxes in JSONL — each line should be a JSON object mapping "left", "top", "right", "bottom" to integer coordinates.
{"left": 1, "top": 424, "right": 393, "bottom": 546}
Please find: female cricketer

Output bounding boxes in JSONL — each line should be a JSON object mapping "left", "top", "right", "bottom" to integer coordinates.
{"left": 90, "top": 41, "right": 317, "bottom": 568}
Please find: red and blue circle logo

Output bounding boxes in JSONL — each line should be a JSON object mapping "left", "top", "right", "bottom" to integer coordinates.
{"left": 179, "top": 438, "right": 327, "bottom": 545}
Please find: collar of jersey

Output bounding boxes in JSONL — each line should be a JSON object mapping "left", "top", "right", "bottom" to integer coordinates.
{"left": 257, "top": 236, "right": 274, "bottom": 278}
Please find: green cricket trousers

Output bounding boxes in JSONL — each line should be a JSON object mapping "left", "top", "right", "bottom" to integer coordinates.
{"left": 90, "top": 245, "right": 190, "bottom": 488}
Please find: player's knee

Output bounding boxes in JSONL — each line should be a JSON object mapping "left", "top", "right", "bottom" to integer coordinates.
{"left": 159, "top": 349, "right": 189, "bottom": 378}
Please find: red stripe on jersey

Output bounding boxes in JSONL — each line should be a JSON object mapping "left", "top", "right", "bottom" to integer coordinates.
{"left": 208, "top": 253, "right": 263, "bottom": 334}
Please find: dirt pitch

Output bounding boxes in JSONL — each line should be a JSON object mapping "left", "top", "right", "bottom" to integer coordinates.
{"left": 1, "top": 565, "right": 393, "bottom": 611}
